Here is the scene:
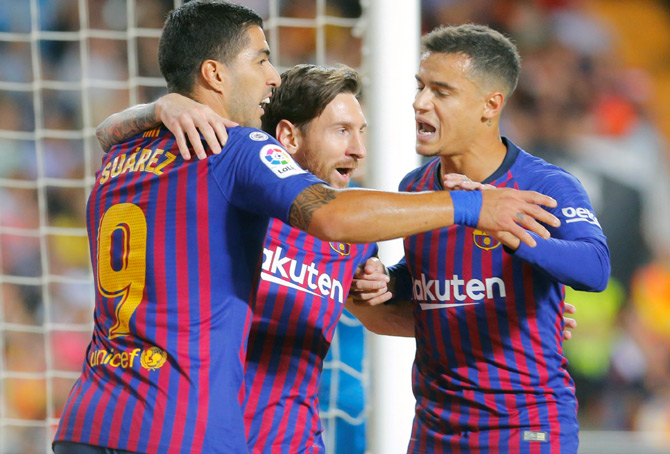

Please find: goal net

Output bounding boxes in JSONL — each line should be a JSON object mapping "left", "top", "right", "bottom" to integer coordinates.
{"left": 0, "top": 1, "right": 369, "bottom": 453}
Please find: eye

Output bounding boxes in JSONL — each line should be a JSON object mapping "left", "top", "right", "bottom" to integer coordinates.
{"left": 259, "top": 58, "right": 267, "bottom": 66}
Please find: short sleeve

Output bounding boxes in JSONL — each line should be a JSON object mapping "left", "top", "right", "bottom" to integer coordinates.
{"left": 209, "top": 128, "right": 324, "bottom": 224}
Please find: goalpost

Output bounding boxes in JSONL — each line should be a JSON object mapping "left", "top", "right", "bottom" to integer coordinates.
{"left": 363, "top": 1, "right": 420, "bottom": 453}
{"left": 0, "top": 1, "right": 421, "bottom": 453}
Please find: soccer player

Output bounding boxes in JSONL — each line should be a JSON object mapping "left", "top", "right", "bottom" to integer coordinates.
{"left": 93, "top": 63, "right": 449, "bottom": 452}
{"left": 97, "top": 64, "right": 578, "bottom": 454}
{"left": 53, "top": 3, "right": 561, "bottom": 454}
{"left": 351, "top": 24, "right": 610, "bottom": 453}
{"left": 242, "top": 64, "right": 376, "bottom": 453}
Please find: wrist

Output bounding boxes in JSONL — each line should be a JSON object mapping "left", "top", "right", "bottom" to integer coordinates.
{"left": 450, "top": 190, "right": 483, "bottom": 228}
{"left": 151, "top": 99, "right": 163, "bottom": 124}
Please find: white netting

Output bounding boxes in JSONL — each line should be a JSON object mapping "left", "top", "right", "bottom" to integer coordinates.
{"left": 0, "top": 1, "right": 365, "bottom": 453}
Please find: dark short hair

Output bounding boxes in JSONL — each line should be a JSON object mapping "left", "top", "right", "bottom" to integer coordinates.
{"left": 421, "top": 24, "right": 521, "bottom": 97}
{"left": 261, "top": 64, "right": 361, "bottom": 137}
{"left": 158, "top": 1, "right": 263, "bottom": 95}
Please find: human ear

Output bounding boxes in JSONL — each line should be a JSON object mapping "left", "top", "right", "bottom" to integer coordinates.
{"left": 482, "top": 91, "right": 504, "bottom": 123}
{"left": 200, "top": 59, "right": 226, "bottom": 93}
{"left": 276, "top": 119, "right": 302, "bottom": 155}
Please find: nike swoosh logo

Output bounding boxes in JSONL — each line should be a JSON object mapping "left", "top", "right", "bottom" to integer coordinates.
{"left": 260, "top": 271, "right": 321, "bottom": 297}
{"left": 420, "top": 302, "right": 480, "bottom": 310}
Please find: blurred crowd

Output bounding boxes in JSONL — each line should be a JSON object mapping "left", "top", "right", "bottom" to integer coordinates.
{"left": 1, "top": 0, "right": 669, "bottom": 453}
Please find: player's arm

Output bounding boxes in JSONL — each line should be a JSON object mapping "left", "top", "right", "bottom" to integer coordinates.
{"left": 95, "top": 93, "right": 237, "bottom": 160}
{"left": 346, "top": 299, "right": 415, "bottom": 337}
{"left": 345, "top": 258, "right": 414, "bottom": 337}
{"left": 288, "top": 183, "right": 560, "bottom": 246}
{"left": 505, "top": 235, "right": 609, "bottom": 291}
{"left": 444, "top": 171, "right": 610, "bottom": 292}
{"left": 489, "top": 177, "right": 610, "bottom": 292}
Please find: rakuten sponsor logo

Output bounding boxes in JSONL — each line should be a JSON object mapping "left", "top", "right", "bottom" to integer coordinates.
{"left": 261, "top": 246, "right": 344, "bottom": 303}
{"left": 413, "top": 273, "right": 506, "bottom": 310}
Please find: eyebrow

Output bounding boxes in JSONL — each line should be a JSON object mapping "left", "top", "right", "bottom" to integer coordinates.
{"left": 415, "top": 75, "right": 455, "bottom": 90}
{"left": 335, "top": 121, "right": 368, "bottom": 129}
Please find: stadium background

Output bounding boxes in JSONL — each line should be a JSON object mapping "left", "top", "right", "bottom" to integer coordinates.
{"left": 1, "top": 0, "right": 670, "bottom": 453}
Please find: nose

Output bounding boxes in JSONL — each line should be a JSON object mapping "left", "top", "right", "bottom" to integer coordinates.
{"left": 413, "top": 87, "right": 431, "bottom": 112}
{"left": 267, "top": 61, "right": 281, "bottom": 87}
{"left": 348, "top": 131, "right": 366, "bottom": 160}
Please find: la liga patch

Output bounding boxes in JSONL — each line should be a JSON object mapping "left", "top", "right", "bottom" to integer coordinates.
{"left": 259, "top": 144, "right": 305, "bottom": 178}
{"left": 249, "top": 131, "right": 269, "bottom": 141}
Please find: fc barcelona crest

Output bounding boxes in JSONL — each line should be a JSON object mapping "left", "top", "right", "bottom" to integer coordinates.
{"left": 473, "top": 230, "right": 500, "bottom": 250}
{"left": 329, "top": 242, "right": 351, "bottom": 256}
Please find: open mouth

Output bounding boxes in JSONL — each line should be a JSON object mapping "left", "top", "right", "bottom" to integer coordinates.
{"left": 259, "top": 96, "right": 271, "bottom": 111}
{"left": 418, "top": 121, "right": 436, "bottom": 136}
{"left": 336, "top": 168, "right": 353, "bottom": 178}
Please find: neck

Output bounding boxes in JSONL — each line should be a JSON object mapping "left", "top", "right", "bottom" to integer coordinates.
{"left": 439, "top": 131, "right": 507, "bottom": 183}
{"left": 190, "top": 86, "right": 232, "bottom": 122}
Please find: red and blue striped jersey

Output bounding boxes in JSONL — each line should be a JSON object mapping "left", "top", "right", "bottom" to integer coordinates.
{"left": 393, "top": 138, "right": 609, "bottom": 454}
{"left": 55, "top": 126, "right": 322, "bottom": 454}
{"left": 243, "top": 219, "right": 377, "bottom": 453}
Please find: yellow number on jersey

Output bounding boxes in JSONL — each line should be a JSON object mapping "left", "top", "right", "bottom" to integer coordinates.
{"left": 97, "top": 203, "right": 147, "bottom": 339}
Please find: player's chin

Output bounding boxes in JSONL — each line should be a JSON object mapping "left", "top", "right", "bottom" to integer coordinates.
{"left": 251, "top": 109, "right": 264, "bottom": 128}
{"left": 415, "top": 143, "right": 439, "bottom": 157}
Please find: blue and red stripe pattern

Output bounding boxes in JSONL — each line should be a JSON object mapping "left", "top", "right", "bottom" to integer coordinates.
{"left": 244, "top": 219, "right": 376, "bottom": 453}
{"left": 55, "top": 126, "right": 322, "bottom": 454}
{"left": 395, "top": 138, "right": 609, "bottom": 454}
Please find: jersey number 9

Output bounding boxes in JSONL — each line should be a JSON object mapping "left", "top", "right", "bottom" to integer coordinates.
{"left": 97, "top": 203, "right": 147, "bottom": 339}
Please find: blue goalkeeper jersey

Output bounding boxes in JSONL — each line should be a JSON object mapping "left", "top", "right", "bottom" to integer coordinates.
{"left": 391, "top": 137, "right": 610, "bottom": 454}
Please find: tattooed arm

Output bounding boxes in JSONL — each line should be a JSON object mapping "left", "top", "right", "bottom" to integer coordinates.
{"left": 96, "top": 93, "right": 237, "bottom": 160}
{"left": 96, "top": 103, "right": 158, "bottom": 153}
{"left": 289, "top": 183, "right": 560, "bottom": 246}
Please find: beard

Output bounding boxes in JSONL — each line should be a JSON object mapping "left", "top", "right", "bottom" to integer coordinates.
{"left": 296, "top": 147, "right": 356, "bottom": 189}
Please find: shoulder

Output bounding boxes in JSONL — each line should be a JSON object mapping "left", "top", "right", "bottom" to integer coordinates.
{"left": 211, "top": 127, "right": 289, "bottom": 168}
{"left": 108, "top": 126, "right": 175, "bottom": 156}
{"left": 399, "top": 158, "right": 440, "bottom": 191}
{"left": 222, "top": 127, "right": 279, "bottom": 150}
{"left": 513, "top": 148, "right": 584, "bottom": 193}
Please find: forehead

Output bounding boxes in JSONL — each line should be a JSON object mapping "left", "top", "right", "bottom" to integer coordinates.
{"left": 313, "top": 93, "right": 366, "bottom": 126}
{"left": 236, "top": 25, "right": 270, "bottom": 58}
{"left": 418, "top": 51, "right": 473, "bottom": 81}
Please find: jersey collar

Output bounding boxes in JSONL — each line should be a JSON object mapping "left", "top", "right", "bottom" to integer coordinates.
{"left": 481, "top": 136, "right": 520, "bottom": 185}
